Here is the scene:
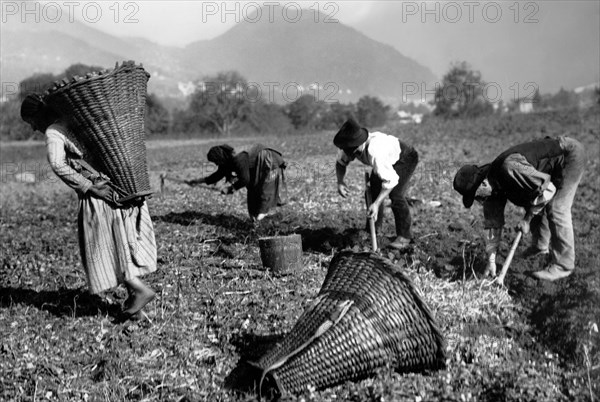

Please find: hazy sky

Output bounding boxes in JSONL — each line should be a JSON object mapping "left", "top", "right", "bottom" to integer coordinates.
{"left": 5, "top": 1, "right": 600, "bottom": 95}
{"left": 353, "top": 1, "right": 600, "bottom": 93}
{"left": 45, "top": 1, "right": 380, "bottom": 46}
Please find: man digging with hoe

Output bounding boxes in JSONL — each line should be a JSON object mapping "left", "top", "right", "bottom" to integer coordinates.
{"left": 454, "top": 136, "right": 586, "bottom": 282}
{"left": 334, "top": 118, "right": 419, "bottom": 251}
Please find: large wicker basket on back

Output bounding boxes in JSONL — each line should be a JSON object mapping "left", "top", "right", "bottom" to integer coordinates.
{"left": 254, "top": 251, "right": 445, "bottom": 399}
{"left": 44, "top": 61, "right": 152, "bottom": 202}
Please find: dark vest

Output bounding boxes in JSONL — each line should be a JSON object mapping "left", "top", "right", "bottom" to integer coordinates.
{"left": 490, "top": 138, "right": 565, "bottom": 185}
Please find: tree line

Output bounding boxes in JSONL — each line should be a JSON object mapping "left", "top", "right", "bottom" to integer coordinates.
{"left": 0, "top": 65, "right": 394, "bottom": 141}
{"left": 172, "top": 71, "right": 397, "bottom": 137}
{"left": 1, "top": 62, "right": 596, "bottom": 141}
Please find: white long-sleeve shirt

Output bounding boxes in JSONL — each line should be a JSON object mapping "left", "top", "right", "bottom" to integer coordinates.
{"left": 336, "top": 131, "right": 402, "bottom": 189}
{"left": 46, "top": 123, "right": 93, "bottom": 194}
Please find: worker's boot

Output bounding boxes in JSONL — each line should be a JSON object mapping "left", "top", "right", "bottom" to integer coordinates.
{"left": 532, "top": 264, "right": 573, "bottom": 281}
{"left": 389, "top": 236, "right": 411, "bottom": 251}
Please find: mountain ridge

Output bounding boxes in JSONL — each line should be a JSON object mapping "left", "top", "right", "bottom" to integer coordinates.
{"left": 2, "top": 8, "right": 437, "bottom": 105}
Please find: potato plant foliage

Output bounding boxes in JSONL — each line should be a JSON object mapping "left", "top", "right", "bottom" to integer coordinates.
{"left": 1, "top": 108, "right": 599, "bottom": 401}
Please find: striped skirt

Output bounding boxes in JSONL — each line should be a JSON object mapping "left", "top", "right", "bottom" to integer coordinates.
{"left": 77, "top": 196, "right": 157, "bottom": 294}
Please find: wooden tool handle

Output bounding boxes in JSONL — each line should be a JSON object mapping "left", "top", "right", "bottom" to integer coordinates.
{"left": 161, "top": 175, "right": 220, "bottom": 192}
{"left": 164, "top": 176, "right": 189, "bottom": 184}
{"left": 497, "top": 231, "right": 522, "bottom": 284}
{"left": 364, "top": 172, "right": 378, "bottom": 252}
{"left": 369, "top": 217, "right": 378, "bottom": 252}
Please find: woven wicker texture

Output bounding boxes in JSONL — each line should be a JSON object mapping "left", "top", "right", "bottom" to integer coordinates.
{"left": 255, "top": 251, "right": 445, "bottom": 398}
{"left": 44, "top": 61, "right": 152, "bottom": 200}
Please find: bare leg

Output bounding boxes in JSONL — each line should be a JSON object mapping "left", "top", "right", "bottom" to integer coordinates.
{"left": 123, "top": 276, "right": 155, "bottom": 316}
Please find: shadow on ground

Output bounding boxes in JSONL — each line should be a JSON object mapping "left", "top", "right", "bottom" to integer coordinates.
{"left": 223, "top": 332, "right": 284, "bottom": 396}
{"left": 155, "top": 211, "right": 255, "bottom": 234}
{"left": 0, "top": 286, "right": 121, "bottom": 318}
{"left": 156, "top": 209, "right": 373, "bottom": 254}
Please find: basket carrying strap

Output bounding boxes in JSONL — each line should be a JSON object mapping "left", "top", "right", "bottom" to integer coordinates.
{"left": 73, "top": 159, "right": 100, "bottom": 177}
{"left": 259, "top": 298, "right": 354, "bottom": 395}
{"left": 72, "top": 159, "right": 128, "bottom": 198}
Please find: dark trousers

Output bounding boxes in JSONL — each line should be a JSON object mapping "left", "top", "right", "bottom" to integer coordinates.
{"left": 369, "top": 141, "right": 419, "bottom": 239}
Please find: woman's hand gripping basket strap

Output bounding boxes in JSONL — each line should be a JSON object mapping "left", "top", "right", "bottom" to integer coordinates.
{"left": 70, "top": 159, "right": 145, "bottom": 207}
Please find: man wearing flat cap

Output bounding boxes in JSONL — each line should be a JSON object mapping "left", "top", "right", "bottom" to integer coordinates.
{"left": 334, "top": 118, "right": 419, "bottom": 250}
{"left": 453, "top": 136, "right": 586, "bottom": 281}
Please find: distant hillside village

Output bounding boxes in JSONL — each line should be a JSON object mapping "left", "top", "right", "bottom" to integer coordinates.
{"left": 1, "top": 62, "right": 598, "bottom": 141}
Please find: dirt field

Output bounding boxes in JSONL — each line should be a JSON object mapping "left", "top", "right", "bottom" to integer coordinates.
{"left": 1, "top": 108, "right": 598, "bottom": 401}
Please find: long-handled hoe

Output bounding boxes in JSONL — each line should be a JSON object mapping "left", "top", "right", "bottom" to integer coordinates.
{"left": 484, "top": 231, "right": 522, "bottom": 287}
{"left": 159, "top": 172, "right": 220, "bottom": 193}
{"left": 496, "top": 231, "right": 522, "bottom": 286}
{"left": 364, "top": 172, "right": 378, "bottom": 252}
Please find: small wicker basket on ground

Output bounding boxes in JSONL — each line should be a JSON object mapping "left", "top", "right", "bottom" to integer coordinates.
{"left": 253, "top": 251, "right": 445, "bottom": 399}
{"left": 44, "top": 61, "right": 152, "bottom": 203}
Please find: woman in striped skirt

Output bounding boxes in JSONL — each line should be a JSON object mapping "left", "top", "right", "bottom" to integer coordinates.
{"left": 21, "top": 94, "right": 157, "bottom": 318}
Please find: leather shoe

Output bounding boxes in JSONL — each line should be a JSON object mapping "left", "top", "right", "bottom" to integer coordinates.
{"left": 389, "top": 236, "right": 411, "bottom": 251}
{"left": 532, "top": 264, "right": 573, "bottom": 281}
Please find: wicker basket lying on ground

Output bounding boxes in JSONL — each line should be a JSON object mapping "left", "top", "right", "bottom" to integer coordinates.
{"left": 44, "top": 61, "right": 152, "bottom": 202}
{"left": 253, "top": 251, "right": 445, "bottom": 399}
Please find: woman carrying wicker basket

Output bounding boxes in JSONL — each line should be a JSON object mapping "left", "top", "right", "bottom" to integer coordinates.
{"left": 187, "top": 144, "right": 287, "bottom": 222}
{"left": 21, "top": 94, "right": 157, "bottom": 319}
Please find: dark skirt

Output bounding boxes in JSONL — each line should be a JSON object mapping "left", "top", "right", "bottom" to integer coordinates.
{"left": 247, "top": 148, "right": 287, "bottom": 218}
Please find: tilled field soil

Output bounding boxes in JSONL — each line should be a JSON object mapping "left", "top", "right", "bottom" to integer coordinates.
{"left": 1, "top": 109, "right": 598, "bottom": 401}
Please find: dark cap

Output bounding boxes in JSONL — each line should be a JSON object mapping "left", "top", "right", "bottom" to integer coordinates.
{"left": 453, "top": 164, "right": 489, "bottom": 208}
{"left": 20, "top": 93, "right": 47, "bottom": 125}
{"left": 333, "top": 118, "right": 368, "bottom": 149}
